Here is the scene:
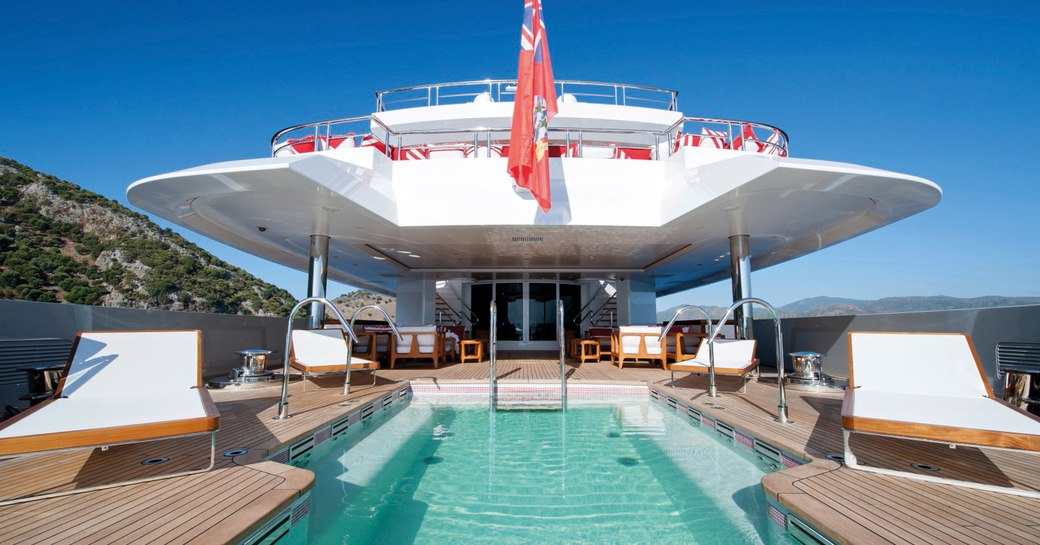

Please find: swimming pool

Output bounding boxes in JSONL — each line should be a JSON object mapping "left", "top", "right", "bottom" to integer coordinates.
{"left": 284, "top": 399, "right": 794, "bottom": 545}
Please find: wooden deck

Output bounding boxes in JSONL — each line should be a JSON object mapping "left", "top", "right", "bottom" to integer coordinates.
{"left": 1, "top": 352, "right": 1037, "bottom": 544}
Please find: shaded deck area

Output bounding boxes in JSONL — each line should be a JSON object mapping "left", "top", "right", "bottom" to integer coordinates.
{"left": 1, "top": 352, "right": 1038, "bottom": 544}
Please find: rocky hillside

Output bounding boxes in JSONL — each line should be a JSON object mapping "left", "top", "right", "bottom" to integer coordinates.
{"left": 0, "top": 158, "right": 297, "bottom": 315}
{"left": 331, "top": 290, "right": 397, "bottom": 322}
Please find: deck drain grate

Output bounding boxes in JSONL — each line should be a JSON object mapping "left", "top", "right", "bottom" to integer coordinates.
{"left": 141, "top": 457, "right": 169, "bottom": 465}
{"left": 911, "top": 463, "right": 940, "bottom": 472}
{"left": 223, "top": 449, "right": 249, "bottom": 457}
{"left": 825, "top": 453, "right": 845, "bottom": 462}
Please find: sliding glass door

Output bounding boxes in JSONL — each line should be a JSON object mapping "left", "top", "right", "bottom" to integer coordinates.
{"left": 470, "top": 280, "right": 580, "bottom": 350}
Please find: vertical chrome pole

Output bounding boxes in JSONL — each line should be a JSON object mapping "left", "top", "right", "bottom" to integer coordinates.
{"left": 275, "top": 297, "right": 360, "bottom": 420}
{"left": 707, "top": 297, "right": 789, "bottom": 423}
{"left": 489, "top": 299, "right": 497, "bottom": 408}
{"left": 306, "top": 235, "right": 330, "bottom": 329}
{"left": 729, "top": 234, "right": 753, "bottom": 339}
{"left": 659, "top": 305, "right": 714, "bottom": 394}
{"left": 559, "top": 299, "right": 567, "bottom": 410}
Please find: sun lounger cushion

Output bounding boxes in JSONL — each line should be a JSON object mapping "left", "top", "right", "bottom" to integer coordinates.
{"left": 671, "top": 338, "right": 757, "bottom": 375}
{"left": 844, "top": 332, "right": 1040, "bottom": 448}
{"left": 290, "top": 329, "right": 378, "bottom": 374}
{"left": 0, "top": 330, "right": 218, "bottom": 456}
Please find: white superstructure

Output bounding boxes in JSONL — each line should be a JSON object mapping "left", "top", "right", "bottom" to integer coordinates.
{"left": 128, "top": 80, "right": 940, "bottom": 348}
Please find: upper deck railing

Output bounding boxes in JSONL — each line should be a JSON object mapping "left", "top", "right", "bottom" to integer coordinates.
{"left": 270, "top": 115, "right": 789, "bottom": 159}
{"left": 375, "top": 79, "right": 679, "bottom": 112}
{"left": 270, "top": 80, "right": 788, "bottom": 158}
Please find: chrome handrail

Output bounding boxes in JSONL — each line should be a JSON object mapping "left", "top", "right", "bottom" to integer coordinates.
{"left": 269, "top": 112, "right": 789, "bottom": 160}
{"left": 489, "top": 299, "right": 497, "bottom": 408}
{"left": 275, "top": 297, "right": 359, "bottom": 420}
{"left": 558, "top": 299, "right": 567, "bottom": 411}
{"left": 347, "top": 305, "right": 403, "bottom": 396}
{"left": 659, "top": 305, "right": 716, "bottom": 396}
{"left": 375, "top": 79, "right": 679, "bottom": 112}
{"left": 573, "top": 292, "right": 617, "bottom": 328}
{"left": 677, "top": 117, "right": 789, "bottom": 155}
{"left": 709, "top": 298, "right": 790, "bottom": 423}
{"left": 270, "top": 115, "right": 371, "bottom": 150}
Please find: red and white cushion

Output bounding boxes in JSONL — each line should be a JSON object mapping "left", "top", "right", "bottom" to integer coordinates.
{"left": 394, "top": 146, "right": 429, "bottom": 160}
{"left": 278, "top": 135, "right": 325, "bottom": 155}
{"left": 673, "top": 128, "right": 731, "bottom": 151}
{"left": 613, "top": 147, "right": 652, "bottom": 160}
{"left": 428, "top": 146, "right": 468, "bottom": 159}
{"left": 732, "top": 124, "right": 765, "bottom": 152}
{"left": 328, "top": 133, "right": 356, "bottom": 149}
{"left": 698, "top": 128, "right": 729, "bottom": 149}
{"left": 464, "top": 145, "right": 503, "bottom": 158}
{"left": 360, "top": 134, "right": 387, "bottom": 154}
{"left": 764, "top": 129, "right": 787, "bottom": 156}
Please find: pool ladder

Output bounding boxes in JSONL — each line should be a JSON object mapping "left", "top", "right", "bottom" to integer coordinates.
{"left": 273, "top": 297, "right": 402, "bottom": 420}
{"left": 662, "top": 297, "right": 790, "bottom": 424}
{"left": 486, "top": 299, "right": 567, "bottom": 411}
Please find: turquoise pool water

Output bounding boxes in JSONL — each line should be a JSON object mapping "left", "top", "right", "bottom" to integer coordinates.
{"left": 290, "top": 400, "right": 793, "bottom": 545}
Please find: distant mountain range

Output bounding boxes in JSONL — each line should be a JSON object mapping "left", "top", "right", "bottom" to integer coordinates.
{"left": 658, "top": 295, "right": 1040, "bottom": 322}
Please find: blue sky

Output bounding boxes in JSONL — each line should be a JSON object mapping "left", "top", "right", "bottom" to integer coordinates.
{"left": 3, "top": 1, "right": 1037, "bottom": 308}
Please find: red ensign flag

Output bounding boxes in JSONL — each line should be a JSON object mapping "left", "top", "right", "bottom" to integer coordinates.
{"left": 507, "top": 0, "right": 557, "bottom": 213}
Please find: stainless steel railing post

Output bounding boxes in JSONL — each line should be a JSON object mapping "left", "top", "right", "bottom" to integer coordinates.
{"left": 559, "top": 299, "right": 567, "bottom": 410}
{"left": 709, "top": 297, "right": 789, "bottom": 423}
{"left": 275, "top": 297, "right": 360, "bottom": 420}
{"left": 659, "top": 305, "right": 715, "bottom": 395}
{"left": 347, "top": 305, "right": 403, "bottom": 396}
{"left": 489, "top": 300, "right": 497, "bottom": 408}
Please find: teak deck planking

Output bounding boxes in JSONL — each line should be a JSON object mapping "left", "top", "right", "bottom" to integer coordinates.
{"left": 0, "top": 352, "right": 1037, "bottom": 544}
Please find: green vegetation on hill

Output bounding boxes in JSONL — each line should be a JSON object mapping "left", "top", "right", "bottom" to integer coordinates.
{"left": 332, "top": 289, "right": 397, "bottom": 321}
{"left": 0, "top": 158, "right": 297, "bottom": 315}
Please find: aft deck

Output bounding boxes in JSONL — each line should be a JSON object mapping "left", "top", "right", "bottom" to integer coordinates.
{"left": 1, "top": 353, "right": 1037, "bottom": 544}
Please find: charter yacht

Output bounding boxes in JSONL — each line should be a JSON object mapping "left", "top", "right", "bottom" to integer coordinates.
{"left": 128, "top": 80, "right": 941, "bottom": 348}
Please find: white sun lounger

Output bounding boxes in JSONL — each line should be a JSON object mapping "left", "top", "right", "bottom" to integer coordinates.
{"left": 842, "top": 332, "right": 1040, "bottom": 497}
{"left": 290, "top": 329, "right": 379, "bottom": 387}
{"left": 669, "top": 338, "right": 758, "bottom": 392}
{"left": 0, "top": 330, "right": 220, "bottom": 504}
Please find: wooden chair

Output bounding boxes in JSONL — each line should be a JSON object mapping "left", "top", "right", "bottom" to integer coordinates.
{"left": 614, "top": 326, "right": 667, "bottom": 370}
{"left": 389, "top": 326, "right": 444, "bottom": 369}
{"left": 665, "top": 327, "right": 706, "bottom": 364}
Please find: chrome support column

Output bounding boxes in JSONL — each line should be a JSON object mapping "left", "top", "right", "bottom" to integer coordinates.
{"left": 306, "top": 235, "right": 330, "bottom": 329}
{"left": 729, "top": 234, "right": 754, "bottom": 339}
